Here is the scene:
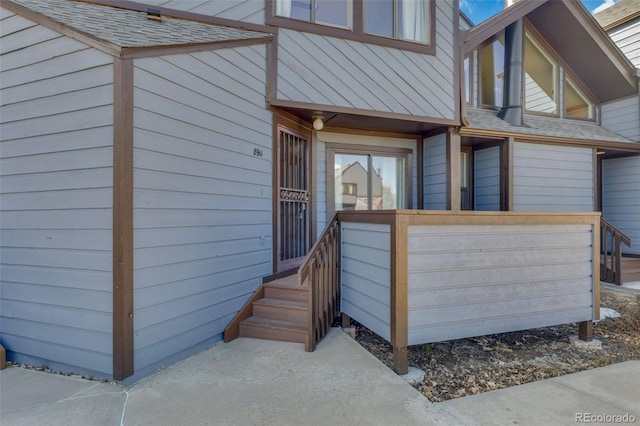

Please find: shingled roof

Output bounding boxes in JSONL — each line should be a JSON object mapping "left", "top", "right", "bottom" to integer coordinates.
{"left": 594, "top": 0, "right": 640, "bottom": 30}
{"left": 465, "top": 108, "right": 634, "bottom": 144}
{"left": 6, "top": 0, "right": 272, "bottom": 49}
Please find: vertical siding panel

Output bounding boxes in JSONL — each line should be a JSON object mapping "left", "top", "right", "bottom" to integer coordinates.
{"left": 131, "top": 45, "right": 272, "bottom": 374}
{"left": 602, "top": 156, "right": 640, "bottom": 255}
{"left": 0, "top": 14, "right": 114, "bottom": 375}
{"left": 513, "top": 143, "right": 594, "bottom": 212}
{"left": 474, "top": 146, "right": 501, "bottom": 211}
{"left": 423, "top": 133, "right": 447, "bottom": 210}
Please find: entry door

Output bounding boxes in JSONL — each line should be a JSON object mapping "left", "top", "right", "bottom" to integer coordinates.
{"left": 276, "top": 125, "right": 310, "bottom": 271}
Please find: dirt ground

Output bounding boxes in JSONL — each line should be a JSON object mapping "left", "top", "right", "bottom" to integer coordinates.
{"left": 355, "top": 288, "right": 640, "bottom": 402}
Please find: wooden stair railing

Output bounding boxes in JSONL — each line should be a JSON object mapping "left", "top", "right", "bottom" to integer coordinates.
{"left": 601, "top": 217, "right": 632, "bottom": 286}
{"left": 298, "top": 213, "right": 340, "bottom": 352}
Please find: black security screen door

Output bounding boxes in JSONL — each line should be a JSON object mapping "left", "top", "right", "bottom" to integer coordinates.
{"left": 276, "top": 125, "right": 310, "bottom": 271}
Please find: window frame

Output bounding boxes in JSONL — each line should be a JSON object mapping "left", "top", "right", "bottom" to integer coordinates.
{"left": 266, "top": 0, "right": 436, "bottom": 55}
{"left": 478, "top": 33, "right": 505, "bottom": 110}
{"left": 327, "top": 143, "right": 413, "bottom": 216}
{"left": 523, "top": 33, "right": 559, "bottom": 117}
{"left": 563, "top": 72, "right": 597, "bottom": 122}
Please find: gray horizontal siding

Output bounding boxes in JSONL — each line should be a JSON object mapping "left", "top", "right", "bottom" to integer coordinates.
{"left": 132, "top": 45, "right": 272, "bottom": 371}
{"left": 602, "top": 96, "right": 640, "bottom": 142}
{"left": 138, "top": 0, "right": 265, "bottom": 24}
{"left": 406, "top": 224, "right": 595, "bottom": 345}
{"left": 423, "top": 133, "right": 447, "bottom": 210}
{"left": 0, "top": 10, "right": 114, "bottom": 375}
{"left": 474, "top": 146, "right": 500, "bottom": 211}
{"left": 276, "top": 1, "right": 456, "bottom": 119}
{"left": 341, "top": 222, "right": 391, "bottom": 341}
{"left": 513, "top": 143, "right": 594, "bottom": 212}
{"left": 602, "top": 156, "right": 640, "bottom": 255}
{"left": 608, "top": 19, "right": 640, "bottom": 68}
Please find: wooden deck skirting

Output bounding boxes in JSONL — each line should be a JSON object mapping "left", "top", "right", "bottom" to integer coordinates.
{"left": 338, "top": 210, "right": 601, "bottom": 375}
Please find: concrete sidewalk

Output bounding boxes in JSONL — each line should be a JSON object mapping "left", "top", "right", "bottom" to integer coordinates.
{"left": 1, "top": 329, "right": 639, "bottom": 426}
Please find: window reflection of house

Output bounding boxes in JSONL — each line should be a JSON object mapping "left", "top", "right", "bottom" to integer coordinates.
{"left": 335, "top": 162, "right": 383, "bottom": 210}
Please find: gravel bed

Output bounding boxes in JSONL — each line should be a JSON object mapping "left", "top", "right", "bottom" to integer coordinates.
{"left": 355, "top": 290, "right": 640, "bottom": 402}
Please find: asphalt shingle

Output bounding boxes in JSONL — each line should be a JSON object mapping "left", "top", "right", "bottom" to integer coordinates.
{"left": 9, "top": 0, "right": 271, "bottom": 48}
{"left": 466, "top": 108, "right": 634, "bottom": 144}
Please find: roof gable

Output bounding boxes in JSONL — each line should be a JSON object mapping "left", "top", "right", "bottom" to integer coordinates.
{"left": 3, "top": 0, "right": 272, "bottom": 58}
{"left": 464, "top": 0, "right": 637, "bottom": 103}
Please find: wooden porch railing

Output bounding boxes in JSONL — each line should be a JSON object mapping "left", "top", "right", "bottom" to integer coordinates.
{"left": 298, "top": 213, "right": 340, "bottom": 352}
{"left": 600, "top": 217, "right": 632, "bottom": 286}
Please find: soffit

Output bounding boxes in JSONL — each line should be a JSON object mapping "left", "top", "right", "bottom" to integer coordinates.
{"left": 526, "top": 1, "right": 637, "bottom": 102}
{"left": 273, "top": 105, "right": 450, "bottom": 135}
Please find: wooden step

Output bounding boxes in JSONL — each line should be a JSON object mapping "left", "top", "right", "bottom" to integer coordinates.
{"left": 239, "top": 316, "right": 307, "bottom": 344}
{"left": 264, "top": 276, "right": 308, "bottom": 303}
{"left": 252, "top": 298, "right": 308, "bottom": 325}
{"left": 622, "top": 258, "right": 640, "bottom": 282}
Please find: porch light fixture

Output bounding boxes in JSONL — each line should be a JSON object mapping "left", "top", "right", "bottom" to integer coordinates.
{"left": 312, "top": 113, "right": 324, "bottom": 131}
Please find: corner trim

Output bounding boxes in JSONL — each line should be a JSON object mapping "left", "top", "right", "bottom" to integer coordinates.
{"left": 112, "top": 57, "right": 134, "bottom": 381}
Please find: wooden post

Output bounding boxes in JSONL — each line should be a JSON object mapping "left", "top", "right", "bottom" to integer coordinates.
{"left": 393, "top": 346, "right": 408, "bottom": 375}
{"left": 390, "top": 214, "right": 409, "bottom": 375}
{"left": 579, "top": 320, "right": 593, "bottom": 342}
{"left": 447, "top": 129, "right": 461, "bottom": 211}
{"left": 0, "top": 344, "right": 6, "bottom": 370}
{"left": 341, "top": 313, "right": 351, "bottom": 328}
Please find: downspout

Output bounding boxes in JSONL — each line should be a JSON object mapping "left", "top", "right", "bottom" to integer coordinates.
{"left": 496, "top": 18, "right": 524, "bottom": 126}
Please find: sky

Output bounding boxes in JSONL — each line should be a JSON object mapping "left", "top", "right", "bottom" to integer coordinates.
{"left": 460, "top": 0, "right": 620, "bottom": 25}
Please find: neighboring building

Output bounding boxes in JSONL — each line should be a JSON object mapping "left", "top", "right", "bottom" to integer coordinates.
{"left": 1, "top": 0, "right": 638, "bottom": 382}
{"left": 595, "top": 0, "right": 640, "bottom": 257}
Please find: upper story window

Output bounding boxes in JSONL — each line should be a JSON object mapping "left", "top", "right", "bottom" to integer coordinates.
{"left": 464, "top": 56, "right": 471, "bottom": 104}
{"left": 476, "top": 29, "right": 597, "bottom": 121}
{"left": 524, "top": 35, "right": 557, "bottom": 115}
{"left": 564, "top": 75, "right": 594, "bottom": 120}
{"left": 276, "top": 0, "right": 350, "bottom": 28}
{"left": 269, "top": 0, "right": 435, "bottom": 54}
{"left": 364, "top": 0, "right": 429, "bottom": 43}
{"left": 479, "top": 36, "right": 505, "bottom": 107}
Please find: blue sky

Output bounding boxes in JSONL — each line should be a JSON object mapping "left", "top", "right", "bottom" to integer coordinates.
{"left": 460, "top": 0, "right": 620, "bottom": 25}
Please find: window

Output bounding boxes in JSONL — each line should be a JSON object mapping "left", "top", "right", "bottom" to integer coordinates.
{"left": 564, "top": 75, "right": 594, "bottom": 120}
{"left": 480, "top": 36, "right": 505, "bottom": 107}
{"left": 342, "top": 183, "right": 357, "bottom": 195}
{"left": 330, "top": 147, "right": 411, "bottom": 213}
{"left": 270, "top": 0, "right": 434, "bottom": 53}
{"left": 364, "top": 0, "right": 429, "bottom": 43}
{"left": 276, "top": 0, "right": 350, "bottom": 28}
{"left": 464, "top": 56, "right": 471, "bottom": 104}
{"left": 524, "top": 35, "right": 557, "bottom": 114}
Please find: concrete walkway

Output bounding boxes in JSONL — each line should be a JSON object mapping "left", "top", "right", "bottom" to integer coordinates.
{"left": 1, "top": 329, "right": 639, "bottom": 426}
